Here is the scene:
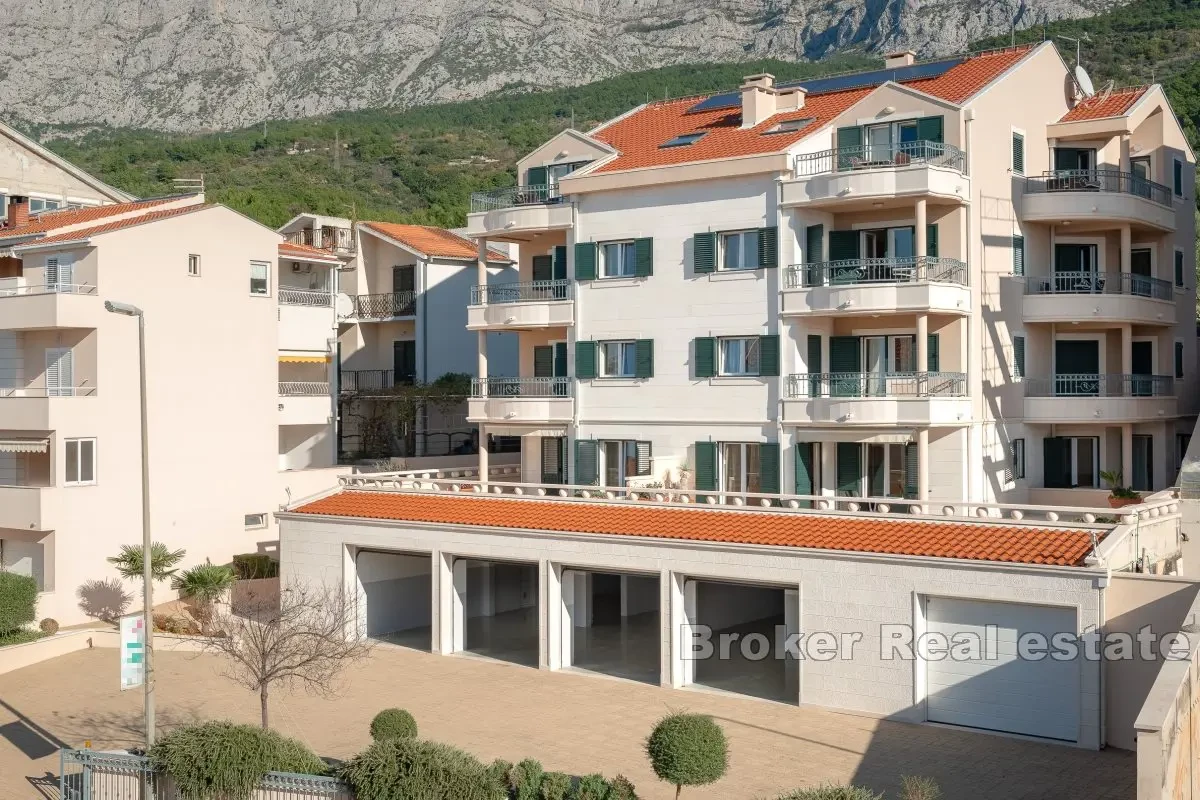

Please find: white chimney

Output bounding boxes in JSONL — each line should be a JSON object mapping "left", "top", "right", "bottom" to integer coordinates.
{"left": 884, "top": 50, "right": 917, "bottom": 69}
{"left": 740, "top": 73, "right": 777, "bottom": 129}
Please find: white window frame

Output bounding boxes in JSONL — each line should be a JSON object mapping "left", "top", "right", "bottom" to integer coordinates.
{"left": 719, "top": 229, "right": 760, "bottom": 271}
{"left": 718, "top": 336, "right": 760, "bottom": 376}
{"left": 599, "top": 340, "right": 636, "bottom": 378}
{"left": 599, "top": 240, "right": 636, "bottom": 279}
{"left": 244, "top": 513, "right": 268, "bottom": 529}
{"left": 859, "top": 226, "right": 915, "bottom": 260}
{"left": 598, "top": 440, "right": 646, "bottom": 487}
{"left": 1065, "top": 436, "right": 1099, "bottom": 488}
{"left": 719, "top": 442, "right": 762, "bottom": 496}
{"left": 64, "top": 437, "right": 96, "bottom": 486}
{"left": 861, "top": 442, "right": 907, "bottom": 499}
{"left": 188, "top": 254, "right": 201, "bottom": 277}
{"left": 249, "top": 260, "right": 271, "bottom": 296}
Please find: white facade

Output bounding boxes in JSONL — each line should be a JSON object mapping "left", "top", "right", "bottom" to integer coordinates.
{"left": 0, "top": 119, "right": 131, "bottom": 213}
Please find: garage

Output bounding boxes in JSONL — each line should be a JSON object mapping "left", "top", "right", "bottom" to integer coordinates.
{"left": 687, "top": 580, "right": 799, "bottom": 704}
{"left": 925, "top": 597, "right": 1080, "bottom": 742}
{"left": 561, "top": 570, "right": 659, "bottom": 684}
{"left": 460, "top": 558, "right": 540, "bottom": 667}
{"left": 357, "top": 550, "right": 432, "bottom": 651}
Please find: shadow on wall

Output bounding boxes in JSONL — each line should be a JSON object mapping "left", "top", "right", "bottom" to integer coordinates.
{"left": 75, "top": 578, "right": 132, "bottom": 623}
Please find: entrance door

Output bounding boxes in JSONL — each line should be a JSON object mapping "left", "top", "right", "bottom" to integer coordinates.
{"left": 393, "top": 340, "right": 416, "bottom": 385}
{"left": 863, "top": 336, "right": 887, "bottom": 396}
{"left": 1054, "top": 340, "right": 1100, "bottom": 396}
{"left": 1131, "top": 340, "right": 1154, "bottom": 397}
{"left": 541, "top": 437, "right": 566, "bottom": 484}
{"left": 1130, "top": 157, "right": 1152, "bottom": 199}
{"left": 1133, "top": 435, "right": 1154, "bottom": 492}
{"left": 1130, "top": 248, "right": 1153, "bottom": 296}
{"left": 45, "top": 347, "right": 73, "bottom": 397}
{"left": 1054, "top": 244, "right": 1099, "bottom": 292}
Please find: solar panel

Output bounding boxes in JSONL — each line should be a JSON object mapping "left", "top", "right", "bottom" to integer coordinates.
{"left": 778, "top": 57, "right": 965, "bottom": 96}
{"left": 687, "top": 92, "right": 740, "bottom": 114}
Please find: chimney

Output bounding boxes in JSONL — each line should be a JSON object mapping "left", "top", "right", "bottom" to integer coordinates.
{"left": 5, "top": 195, "right": 29, "bottom": 228}
{"left": 740, "top": 73, "right": 777, "bottom": 129}
{"left": 884, "top": 50, "right": 917, "bottom": 69}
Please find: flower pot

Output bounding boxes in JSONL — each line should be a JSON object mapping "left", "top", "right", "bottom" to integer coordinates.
{"left": 1108, "top": 495, "right": 1142, "bottom": 509}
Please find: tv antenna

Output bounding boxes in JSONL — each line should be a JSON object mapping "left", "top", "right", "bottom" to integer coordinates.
{"left": 1057, "top": 33, "right": 1091, "bottom": 69}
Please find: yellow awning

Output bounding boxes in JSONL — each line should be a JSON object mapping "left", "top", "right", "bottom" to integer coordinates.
{"left": 278, "top": 354, "right": 331, "bottom": 364}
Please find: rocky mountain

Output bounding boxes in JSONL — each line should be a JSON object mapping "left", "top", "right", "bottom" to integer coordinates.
{"left": 1, "top": 0, "right": 1125, "bottom": 132}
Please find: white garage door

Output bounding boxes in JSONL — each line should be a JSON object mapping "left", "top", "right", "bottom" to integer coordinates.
{"left": 926, "top": 597, "right": 1080, "bottom": 741}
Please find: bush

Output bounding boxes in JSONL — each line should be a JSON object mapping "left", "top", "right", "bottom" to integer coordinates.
{"left": 775, "top": 787, "right": 883, "bottom": 800}
{"left": 149, "top": 721, "right": 325, "bottom": 800}
{"left": 488, "top": 758, "right": 514, "bottom": 786}
{"left": 232, "top": 553, "right": 279, "bottom": 580}
{"left": 39, "top": 618, "right": 59, "bottom": 635}
{"left": 899, "top": 776, "right": 941, "bottom": 800}
{"left": 607, "top": 775, "right": 638, "bottom": 800}
{"left": 645, "top": 713, "right": 728, "bottom": 795}
{"left": 572, "top": 774, "right": 609, "bottom": 800}
{"left": 540, "top": 771, "right": 572, "bottom": 800}
{"left": 338, "top": 738, "right": 504, "bottom": 800}
{"left": 510, "top": 758, "right": 544, "bottom": 800}
{"left": 0, "top": 572, "right": 37, "bottom": 635}
{"left": 369, "top": 708, "right": 418, "bottom": 742}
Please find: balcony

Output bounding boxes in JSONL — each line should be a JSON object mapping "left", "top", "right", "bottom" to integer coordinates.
{"left": 0, "top": 386, "right": 97, "bottom": 430}
{"left": 465, "top": 185, "right": 574, "bottom": 239}
{"left": 0, "top": 282, "right": 101, "bottom": 330}
{"left": 1023, "top": 272, "right": 1175, "bottom": 326}
{"left": 278, "top": 289, "right": 335, "bottom": 351}
{"left": 467, "top": 280, "right": 575, "bottom": 330}
{"left": 339, "top": 370, "right": 414, "bottom": 394}
{"left": 285, "top": 228, "right": 355, "bottom": 256}
{"left": 343, "top": 291, "right": 417, "bottom": 321}
{"left": 467, "top": 377, "right": 574, "bottom": 426}
{"left": 1023, "top": 374, "right": 1176, "bottom": 422}
{"left": 1022, "top": 171, "right": 1176, "bottom": 232}
{"left": 781, "top": 142, "right": 969, "bottom": 209}
{"left": 782, "top": 372, "right": 969, "bottom": 426}
{"left": 278, "top": 382, "right": 331, "bottom": 426}
{"left": 0, "top": 485, "right": 52, "bottom": 531}
{"left": 782, "top": 257, "right": 970, "bottom": 316}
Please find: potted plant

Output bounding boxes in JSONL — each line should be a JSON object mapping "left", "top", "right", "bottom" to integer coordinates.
{"left": 1100, "top": 470, "right": 1142, "bottom": 509}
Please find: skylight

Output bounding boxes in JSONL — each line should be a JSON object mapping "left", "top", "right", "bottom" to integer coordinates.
{"left": 763, "top": 118, "right": 815, "bottom": 135}
{"left": 660, "top": 132, "right": 707, "bottom": 148}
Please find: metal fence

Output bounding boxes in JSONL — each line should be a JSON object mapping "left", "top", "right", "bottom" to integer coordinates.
{"left": 470, "top": 279, "right": 572, "bottom": 305}
{"left": 349, "top": 291, "right": 416, "bottom": 319}
{"left": 1023, "top": 271, "right": 1173, "bottom": 300}
{"left": 339, "top": 370, "right": 415, "bottom": 393}
{"left": 279, "top": 381, "right": 331, "bottom": 396}
{"left": 786, "top": 371, "right": 967, "bottom": 398}
{"left": 794, "top": 141, "right": 966, "bottom": 176}
{"left": 1024, "top": 373, "right": 1175, "bottom": 398}
{"left": 279, "top": 288, "right": 333, "bottom": 307}
{"left": 786, "top": 256, "right": 967, "bottom": 289}
{"left": 0, "top": 282, "right": 98, "bottom": 297}
{"left": 469, "top": 184, "right": 563, "bottom": 213}
{"left": 1024, "top": 169, "right": 1172, "bottom": 207}
{"left": 471, "top": 376, "right": 573, "bottom": 398}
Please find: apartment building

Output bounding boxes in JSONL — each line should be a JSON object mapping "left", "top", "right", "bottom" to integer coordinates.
{"left": 463, "top": 42, "right": 1197, "bottom": 506}
{"left": 0, "top": 119, "right": 132, "bottom": 214}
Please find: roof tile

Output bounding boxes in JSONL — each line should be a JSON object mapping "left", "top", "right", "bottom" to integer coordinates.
{"left": 0, "top": 196, "right": 193, "bottom": 240}
{"left": 279, "top": 241, "right": 343, "bottom": 263}
{"left": 1058, "top": 86, "right": 1149, "bottom": 122}
{"left": 361, "top": 222, "right": 510, "bottom": 262}
{"left": 13, "top": 205, "right": 213, "bottom": 248}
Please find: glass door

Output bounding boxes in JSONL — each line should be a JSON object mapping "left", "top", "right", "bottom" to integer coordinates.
{"left": 1054, "top": 340, "right": 1100, "bottom": 396}
{"left": 863, "top": 336, "right": 887, "bottom": 396}
{"left": 1130, "top": 248, "right": 1152, "bottom": 297}
{"left": 1131, "top": 341, "right": 1153, "bottom": 397}
{"left": 1054, "top": 244, "right": 1100, "bottom": 292}
{"left": 865, "top": 125, "right": 892, "bottom": 163}
{"left": 1130, "top": 157, "right": 1152, "bottom": 199}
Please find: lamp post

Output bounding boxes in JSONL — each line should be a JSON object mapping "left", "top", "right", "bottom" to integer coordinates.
{"left": 104, "top": 300, "right": 155, "bottom": 748}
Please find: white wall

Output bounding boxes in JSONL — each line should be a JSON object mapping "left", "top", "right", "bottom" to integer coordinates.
{"left": 357, "top": 549, "right": 432, "bottom": 636}
{"left": 424, "top": 257, "right": 517, "bottom": 380}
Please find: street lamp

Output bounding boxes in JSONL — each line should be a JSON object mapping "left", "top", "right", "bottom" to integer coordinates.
{"left": 104, "top": 300, "right": 155, "bottom": 748}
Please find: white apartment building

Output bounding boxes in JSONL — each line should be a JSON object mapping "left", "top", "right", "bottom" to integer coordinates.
{"left": 463, "top": 42, "right": 1197, "bottom": 507}
{"left": 0, "top": 119, "right": 132, "bottom": 214}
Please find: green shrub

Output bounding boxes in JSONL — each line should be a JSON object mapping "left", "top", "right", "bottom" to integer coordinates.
{"left": 775, "top": 786, "right": 883, "bottom": 800}
{"left": 540, "top": 771, "right": 572, "bottom": 800}
{"left": 899, "top": 776, "right": 941, "bottom": 800}
{"left": 39, "top": 618, "right": 58, "bottom": 635}
{"left": 488, "top": 758, "right": 514, "bottom": 786}
{"left": 644, "top": 713, "right": 728, "bottom": 796}
{"left": 0, "top": 572, "right": 37, "bottom": 635}
{"left": 369, "top": 708, "right": 418, "bottom": 742}
{"left": 232, "top": 553, "right": 279, "bottom": 580}
{"left": 338, "top": 738, "right": 504, "bottom": 800}
{"left": 607, "top": 775, "right": 638, "bottom": 800}
{"left": 510, "top": 758, "right": 544, "bottom": 800}
{"left": 149, "top": 721, "right": 325, "bottom": 800}
{"left": 572, "top": 774, "right": 609, "bottom": 800}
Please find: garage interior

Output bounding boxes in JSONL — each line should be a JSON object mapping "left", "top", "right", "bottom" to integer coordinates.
{"left": 689, "top": 579, "right": 799, "bottom": 704}
{"left": 563, "top": 570, "right": 660, "bottom": 684}
{"left": 462, "top": 558, "right": 540, "bottom": 667}
{"left": 357, "top": 550, "right": 432, "bottom": 651}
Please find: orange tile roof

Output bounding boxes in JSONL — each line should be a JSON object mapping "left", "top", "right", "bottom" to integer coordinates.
{"left": 361, "top": 222, "right": 510, "bottom": 263}
{"left": 292, "top": 491, "right": 1101, "bottom": 567}
{"left": 279, "top": 241, "right": 343, "bottom": 263}
{"left": 590, "top": 45, "right": 1036, "bottom": 174}
{"left": 1058, "top": 86, "right": 1150, "bottom": 122}
{"left": 12, "top": 204, "right": 213, "bottom": 248}
{"left": 0, "top": 196, "right": 192, "bottom": 240}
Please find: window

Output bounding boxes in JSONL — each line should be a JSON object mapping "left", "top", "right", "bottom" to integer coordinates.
{"left": 1176, "top": 340, "right": 1185, "bottom": 379}
{"left": 764, "top": 117, "right": 814, "bottom": 135}
{"left": 1043, "top": 436, "right": 1099, "bottom": 489}
{"left": 1012, "top": 132, "right": 1025, "bottom": 174}
{"left": 719, "top": 337, "right": 760, "bottom": 376}
{"left": 600, "top": 240, "right": 636, "bottom": 278}
{"left": 244, "top": 513, "right": 267, "bottom": 529}
{"left": 661, "top": 132, "right": 707, "bottom": 148}
{"left": 720, "top": 230, "right": 760, "bottom": 270}
{"left": 1174, "top": 159, "right": 1183, "bottom": 197}
{"left": 600, "top": 440, "right": 651, "bottom": 486}
{"left": 1175, "top": 249, "right": 1185, "bottom": 288}
{"left": 188, "top": 254, "right": 201, "bottom": 277}
{"left": 65, "top": 438, "right": 96, "bottom": 486}
{"left": 28, "top": 197, "right": 62, "bottom": 213}
{"left": 1010, "top": 438, "right": 1026, "bottom": 481}
{"left": 1013, "top": 336, "right": 1026, "bottom": 379}
{"left": 721, "top": 442, "right": 762, "bottom": 494}
{"left": 600, "top": 341, "right": 636, "bottom": 378}
{"left": 1177, "top": 433, "right": 1193, "bottom": 472}
{"left": 249, "top": 260, "right": 270, "bottom": 295}
{"left": 1012, "top": 234, "right": 1025, "bottom": 276}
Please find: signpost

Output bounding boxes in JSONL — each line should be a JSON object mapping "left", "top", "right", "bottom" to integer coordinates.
{"left": 120, "top": 613, "right": 146, "bottom": 691}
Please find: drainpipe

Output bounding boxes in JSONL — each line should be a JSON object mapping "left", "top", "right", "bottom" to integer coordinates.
{"left": 569, "top": 199, "right": 581, "bottom": 483}
{"left": 963, "top": 107, "right": 981, "bottom": 501}
{"left": 1096, "top": 571, "right": 1108, "bottom": 748}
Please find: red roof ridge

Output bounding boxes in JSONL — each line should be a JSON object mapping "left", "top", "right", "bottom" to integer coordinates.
{"left": 360, "top": 221, "right": 511, "bottom": 262}
{"left": 1058, "top": 85, "right": 1152, "bottom": 123}
{"left": 12, "top": 204, "right": 215, "bottom": 248}
{"left": 0, "top": 194, "right": 202, "bottom": 240}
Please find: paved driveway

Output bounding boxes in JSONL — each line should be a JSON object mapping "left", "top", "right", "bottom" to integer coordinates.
{"left": 0, "top": 644, "right": 1133, "bottom": 799}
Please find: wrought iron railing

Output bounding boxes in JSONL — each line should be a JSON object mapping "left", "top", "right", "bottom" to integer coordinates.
{"left": 0, "top": 282, "right": 98, "bottom": 297}
{"left": 794, "top": 141, "right": 966, "bottom": 176}
{"left": 1024, "top": 373, "right": 1175, "bottom": 398}
{"left": 786, "top": 256, "right": 968, "bottom": 289}
{"left": 279, "top": 381, "right": 330, "bottom": 396}
{"left": 471, "top": 376, "right": 573, "bottom": 398}
{"left": 1024, "top": 169, "right": 1172, "bottom": 207}
{"left": 786, "top": 371, "right": 967, "bottom": 398}
{"left": 339, "top": 370, "right": 415, "bottom": 392}
{"left": 349, "top": 291, "right": 417, "bottom": 318}
{"left": 1023, "top": 271, "right": 1173, "bottom": 301}
{"left": 279, "top": 287, "right": 333, "bottom": 306}
{"left": 470, "top": 279, "right": 572, "bottom": 305}
{"left": 470, "top": 184, "right": 564, "bottom": 213}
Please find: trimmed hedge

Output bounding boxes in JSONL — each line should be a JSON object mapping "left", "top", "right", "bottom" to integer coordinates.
{"left": 645, "top": 713, "right": 727, "bottom": 793}
{"left": 369, "top": 708, "right": 418, "bottom": 742}
{"left": 509, "top": 758, "right": 544, "bottom": 800}
{"left": 775, "top": 787, "right": 884, "bottom": 800}
{"left": 231, "top": 553, "right": 279, "bottom": 580}
{"left": 539, "top": 771, "right": 571, "bottom": 800}
{"left": 0, "top": 572, "right": 37, "bottom": 635}
{"left": 337, "top": 738, "right": 505, "bottom": 800}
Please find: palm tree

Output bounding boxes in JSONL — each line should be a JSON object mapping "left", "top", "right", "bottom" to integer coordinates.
{"left": 172, "top": 561, "right": 237, "bottom": 632}
{"left": 107, "top": 543, "right": 186, "bottom": 595}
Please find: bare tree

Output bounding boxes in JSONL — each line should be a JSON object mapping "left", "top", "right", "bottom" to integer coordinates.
{"left": 200, "top": 583, "right": 370, "bottom": 728}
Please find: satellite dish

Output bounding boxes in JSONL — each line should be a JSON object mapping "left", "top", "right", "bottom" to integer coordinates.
{"left": 334, "top": 292, "right": 354, "bottom": 318}
{"left": 1075, "top": 65, "right": 1095, "bottom": 98}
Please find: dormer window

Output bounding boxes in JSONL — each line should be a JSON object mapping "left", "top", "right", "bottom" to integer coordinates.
{"left": 661, "top": 132, "right": 707, "bottom": 148}
{"left": 764, "top": 118, "right": 814, "bottom": 135}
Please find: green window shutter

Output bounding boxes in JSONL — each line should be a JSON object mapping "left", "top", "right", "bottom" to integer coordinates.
{"left": 836, "top": 442, "right": 861, "bottom": 497}
{"left": 1176, "top": 341, "right": 1185, "bottom": 379}
{"left": 574, "top": 242, "right": 597, "bottom": 281}
{"left": 916, "top": 115, "right": 944, "bottom": 144}
{"left": 757, "top": 226, "right": 779, "bottom": 269}
{"left": 694, "top": 442, "right": 717, "bottom": 493}
{"left": 760, "top": 444, "right": 781, "bottom": 494}
{"left": 794, "top": 442, "right": 815, "bottom": 496}
{"left": 829, "top": 336, "right": 861, "bottom": 397}
{"left": 634, "top": 237, "right": 654, "bottom": 277}
{"left": 575, "top": 341, "right": 597, "bottom": 379}
{"left": 635, "top": 441, "right": 652, "bottom": 476}
{"left": 1044, "top": 437, "right": 1071, "bottom": 489}
{"left": 554, "top": 342, "right": 567, "bottom": 377}
{"left": 828, "top": 230, "right": 860, "bottom": 261}
{"left": 635, "top": 339, "right": 654, "bottom": 379}
{"left": 806, "top": 335, "right": 822, "bottom": 396}
{"left": 925, "top": 224, "right": 938, "bottom": 257}
{"left": 1176, "top": 250, "right": 1185, "bottom": 287}
{"left": 533, "top": 345, "right": 554, "bottom": 378}
{"left": 926, "top": 333, "right": 940, "bottom": 373}
{"left": 1013, "top": 336, "right": 1025, "bottom": 378}
{"left": 694, "top": 337, "right": 716, "bottom": 379}
{"left": 552, "top": 245, "right": 567, "bottom": 280}
{"left": 836, "top": 126, "right": 863, "bottom": 169}
{"left": 525, "top": 165, "right": 547, "bottom": 187}
{"left": 575, "top": 440, "right": 598, "bottom": 485}
{"left": 531, "top": 255, "right": 553, "bottom": 282}
{"left": 805, "top": 224, "right": 824, "bottom": 265}
{"left": 1012, "top": 235, "right": 1025, "bottom": 276}
{"left": 903, "top": 443, "right": 919, "bottom": 499}
{"left": 758, "top": 335, "right": 780, "bottom": 377}
{"left": 1174, "top": 159, "right": 1183, "bottom": 196}
{"left": 1012, "top": 133, "right": 1025, "bottom": 174}
{"left": 694, "top": 232, "right": 717, "bottom": 274}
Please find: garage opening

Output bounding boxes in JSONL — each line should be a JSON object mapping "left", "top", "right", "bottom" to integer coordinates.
{"left": 461, "top": 559, "right": 539, "bottom": 667}
{"left": 357, "top": 550, "right": 432, "bottom": 651}
{"left": 562, "top": 570, "right": 660, "bottom": 684}
{"left": 688, "top": 579, "right": 799, "bottom": 704}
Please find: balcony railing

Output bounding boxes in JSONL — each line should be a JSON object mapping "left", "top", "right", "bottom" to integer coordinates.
{"left": 1023, "top": 271, "right": 1173, "bottom": 301}
{"left": 279, "top": 288, "right": 333, "bottom": 306}
{"left": 786, "top": 372, "right": 967, "bottom": 398}
{"left": 794, "top": 141, "right": 966, "bottom": 176}
{"left": 1024, "top": 374, "right": 1174, "bottom": 398}
{"left": 0, "top": 386, "right": 97, "bottom": 397}
{"left": 339, "top": 370, "right": 415, "bottom": 393}
{"left": 349, "top": 291, "right": 417, "bottom": 319}
{"left": 469, "top": 184, "right": 563, "bottom": 213}
{"left": 279, "top": 381, "right": 330, "bottom": 397}
{"left": 0, "top": 282, "right": 97, "bottom": 297}
{"left": 785, "top": 256, "right": 967, "bottom": 289}
{"left": 1024, "top": 170, "right": 1172, "bottom": 207}
{"left": 470, "top": 279, "right": 572, "bottom": 305}
{"left": 471, "top": 377, "right": 573, "bottom": 398}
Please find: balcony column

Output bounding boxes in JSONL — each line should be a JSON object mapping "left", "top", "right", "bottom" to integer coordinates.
{"left": 1122, "top": 423, "right": 1134, "bottom": 490}
{"left": 476, "top": 238, "right": 489, "bottom": 304}
{"left": 918, "top": 428, "right": 930, "bottom": 502}
{"left": 1119, "top": 135, "right": 1132, "bottom": 175}
{"left": 1120, "top": 225, "right": 1131, "bottom": 275}
{"left": 1121, "top": 324, "right": 1132, "bottom": 375}
{"left": 916, "top": 313, "right": 929, "bottom": 398}
{"left": 915, "top": 199, "right": 927, "bottom": 261}
{"left": 478, "top": 320, "right": 489, "bottom": 487}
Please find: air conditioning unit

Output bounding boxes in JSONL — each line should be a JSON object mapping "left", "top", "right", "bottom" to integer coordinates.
{"left": 291, "top": 262, "right": 311, "bottom": 273}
